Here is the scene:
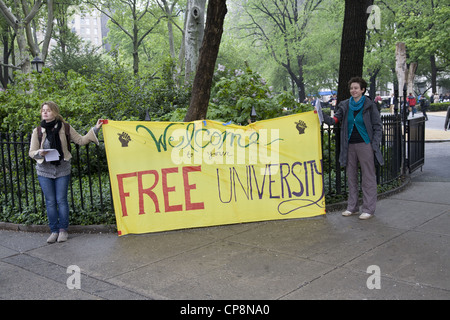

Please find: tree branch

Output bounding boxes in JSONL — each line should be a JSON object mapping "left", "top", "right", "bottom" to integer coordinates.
{"left": 23, "top": 0, "right": 43, "bottom": 24}
{"left": 0, "top": 0, "right": 19, "bottom": 28}
{"left": 86, "top": 1, "right": 133, "bottom": 39}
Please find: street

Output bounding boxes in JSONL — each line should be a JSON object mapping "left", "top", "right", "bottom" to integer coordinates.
{"left": 411, "top": 141, "right": 450, "bottom": 182}
{"left": 409, "top": 111, "right": 446, "bottom": 131}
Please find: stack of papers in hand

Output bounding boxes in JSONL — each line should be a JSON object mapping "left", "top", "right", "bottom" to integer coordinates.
{"left": 42, "top": 149, "right": 60, "bottom": 162}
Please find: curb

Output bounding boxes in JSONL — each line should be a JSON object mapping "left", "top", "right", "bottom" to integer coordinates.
{"left": 426, "top": 139, "right": 450, "bottom": 143}
{"left": 0, "top": 222, "right": 116, "bottom": 234}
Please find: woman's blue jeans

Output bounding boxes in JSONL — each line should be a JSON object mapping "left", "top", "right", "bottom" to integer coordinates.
{"left": 38, "top": 175, "right": 70, "bottom": 233}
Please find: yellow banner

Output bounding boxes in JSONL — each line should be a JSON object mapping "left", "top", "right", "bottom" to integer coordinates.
{"left": 103, "top": 111, "right": 325, "bottom": 236}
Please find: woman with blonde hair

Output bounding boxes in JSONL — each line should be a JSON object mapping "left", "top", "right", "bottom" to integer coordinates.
{"left": 29, "top": 101, "right": 103, "bottom": 243}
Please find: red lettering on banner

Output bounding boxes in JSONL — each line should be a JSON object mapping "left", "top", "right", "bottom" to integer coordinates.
{"left": 117, "top": 172, "right": 137, "bottom": 217}
{"left": 138, "top": 170, "right": 160, "bottom": 214}
{"left": 183, "top": 166, "right": 205, "bottom": 210}
{"left": 162, "top": 167, "right": 183, "bottom": 212}
{"left": 116, "top": 165, "right": 205, "bottom": 217}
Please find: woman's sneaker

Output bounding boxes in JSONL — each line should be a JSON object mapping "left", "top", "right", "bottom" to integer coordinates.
{"left": 359, "top": 213, "right": 373, "bottom": 220}
{"left": 342, "top": 210, "right": 356, "bottom": 217}
{"left": 57, "top": 230, "right": 68, "bottom": 242}
{"left": 47, "top": 232, "right": 59, "bottom": 243}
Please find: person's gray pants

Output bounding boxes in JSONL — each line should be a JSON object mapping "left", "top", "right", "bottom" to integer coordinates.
{"left": 346, "top": 142, "right": 377, "bottom": 215}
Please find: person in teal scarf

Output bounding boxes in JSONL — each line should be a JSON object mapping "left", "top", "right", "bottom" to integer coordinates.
{"left": 322, "top": 77, "right": 384, "bottom": 220}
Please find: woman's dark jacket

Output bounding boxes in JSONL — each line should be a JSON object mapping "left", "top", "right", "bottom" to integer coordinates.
{"left": 323, "top": 97, "right": 384, "bottom": 167}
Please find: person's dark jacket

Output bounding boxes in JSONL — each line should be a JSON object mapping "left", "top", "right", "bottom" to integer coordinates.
{"left": 445, "top": 106, "right": 450, "bottom": 130}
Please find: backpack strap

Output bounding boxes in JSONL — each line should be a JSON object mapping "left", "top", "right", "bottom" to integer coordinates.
{"left": 37, "top": 126, "right": 43, "bottom": 146}
{"left": 64, "top": 122, "right": 71, "bottom": 152}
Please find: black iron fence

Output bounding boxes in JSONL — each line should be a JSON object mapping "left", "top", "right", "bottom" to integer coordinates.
{"left": 0, "top": 114, "right": 420, "bottom": 221}
{"left": 405, "top": 117, "right": 425, "bottom": 173}
{"left": 0, "top": 132, "right": 113, "bottom": 224}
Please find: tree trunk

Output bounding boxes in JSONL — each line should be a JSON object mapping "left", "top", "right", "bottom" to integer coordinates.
{"left": 41, "top": 0, "right": 54, "bottom": 61}
{"left": 1, "top": 35, "right": 8, "bottom": 88}
{"left": 176, "top": 8, "right": 187, "bottom": 83}
{"left": 367, "top": 68, "right": 380, "bottom": 98}
{"left": 337, "top": 0, "right": 373, "bottom": 103}
{"left": 133, "top": 22, "right": 139, "bottom": 76}
{"left": 406, "top": 62, "right": 417, "bottom": 95}
{"left": 16, "top": 24, "right": 31, "bottom": 74}
{"left": 167, "top": 11, "right": 175, "bottom": 59}
{"left": 395, "top": 42, "right": 407, "bottom": 96}
{"left": 430, "top": 54, "right": 437, "bottom": 94}
{"left": 158, "top": 0, "right": 178, "bottom": 59}
{"left": 296, "top": 55, "right": 306, "bottom": 102}
{"left": 395, "top": 42, "right": 417, "bottom": 96}
{"left": 1, "top": 28, "right": 14, "bottom": 88}
{"left": 283, "top": 56, "right": 305, "bottom": 102}
{"left": 0, "top": 0, "right": 45, "bottom": 73}
{"left": 184, "top": 0, "right": 206, "bottom": 84}
{"left": 184, "top": 0, "right": 227, "bottom": 122}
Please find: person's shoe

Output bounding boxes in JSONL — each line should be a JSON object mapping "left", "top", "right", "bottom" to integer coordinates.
{"left": 47, "top": 232, "right": 59, "bottom": 243}
{"left": 359, "top": 212, "right": 373, "bottom": 220}
{"left": 57, "top": 230, "right": 68, "bottom": 242}
{"left": 342, "top": 210, "right": 357, "bottom": 217}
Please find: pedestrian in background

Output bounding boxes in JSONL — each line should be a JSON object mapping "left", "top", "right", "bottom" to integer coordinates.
{"left": 329, "top": 93, "right": 337, "bottom": 116}
{"left": 321, "top": 77, "right": 384, "bottom": 220}
{"left": 29, "top": 101, "right": 103, "bottom": 243}
{"left": 445, "top": 105, "right": 450, "bottom": 131}
{"left": 389, "top": 93, "right": 397, "bottom": 114}
{"left": 419, "top": 96, "right": 429, "bottom": 121}
{"left": 407, "top": 93, "right": 417, "bottom": 117}
{"left": 433, "top": 92, "right": 440, "bottom": 103}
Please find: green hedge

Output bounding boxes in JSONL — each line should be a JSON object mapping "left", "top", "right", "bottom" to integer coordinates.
{"left": 429, "top": 102, "right": 450, "bottom": 112}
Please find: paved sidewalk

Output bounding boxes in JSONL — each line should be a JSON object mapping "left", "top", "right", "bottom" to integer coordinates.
{"left": 1, "top": 146, "right": 449, "bottom": 302}
{"left": 422, "top": 111, "right": 450, "bottom": 141}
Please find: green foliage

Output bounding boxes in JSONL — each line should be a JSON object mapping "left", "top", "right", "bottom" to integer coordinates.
{"left": 207, "top": 64, "right": 309, "bottom": 124}
{"left": 396, "top": 2, "right": 450, "bottom": 63}
{"left": 67, "top": 174, "right": 116, "bottom": 226}
{"left": 47, "top": 26, "right": 107, "bottom": 78}
{"left": 0, "top": 60, "right": 191, "bottom": 134}
{"left": 429, "top": 103, "right": 450, "bottom": 112}
{"left": 0, "top": 69, "right": 98, "bottom": 133}
{"left": 0, "top": 203, "right": 47, "bottom": 225}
